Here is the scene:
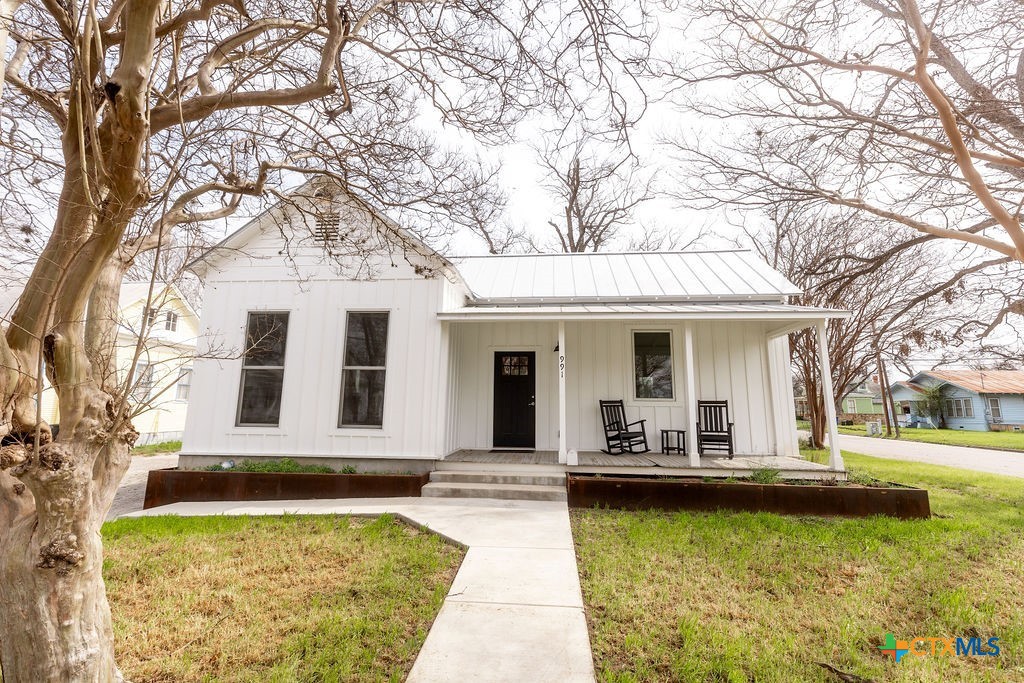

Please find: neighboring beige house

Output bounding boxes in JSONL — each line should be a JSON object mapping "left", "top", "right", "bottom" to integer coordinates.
{"left": 5, "top": 282, "right": 199, "bottom": 446}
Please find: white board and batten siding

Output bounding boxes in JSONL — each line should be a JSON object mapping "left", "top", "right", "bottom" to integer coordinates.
{"left": 448, "top": 319, "right": 794, "bottom": 456}
{"left": 183, "top": 198, "right": 839, "bottom": 463}
{"left": 183, "top": 202, "right": 451, "bottom": 461}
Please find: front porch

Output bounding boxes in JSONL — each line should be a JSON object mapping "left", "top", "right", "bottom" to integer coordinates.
{"left": 443, "top": 449, "right": 841, "bottom": 480}
{"left": 442, "top": 311, "right": 849, "bottom": 475}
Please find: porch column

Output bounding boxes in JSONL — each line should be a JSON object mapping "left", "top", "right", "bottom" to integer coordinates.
{"left": 684, "top": 323, "right": 700, "bottom": 467}
{"left": 816, "top": 320, "right": 844, "bottom": 471}
{"left": 558, "top": 320, "right": 567, "bottom": 465}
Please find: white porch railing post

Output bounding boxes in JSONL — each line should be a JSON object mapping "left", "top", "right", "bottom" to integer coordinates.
{"left": 816, "top": 320, "right": 844, "bottom": 471}
{"left": 684, "top": 323, "right": 700, "bottom": 467}
{"left": 558, "top": 320, "right": 567, "bottom": 465}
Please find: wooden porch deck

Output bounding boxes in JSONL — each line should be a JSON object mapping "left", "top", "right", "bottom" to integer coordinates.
{"left": 443, "top": 449, "right": 838, "bottom": 478}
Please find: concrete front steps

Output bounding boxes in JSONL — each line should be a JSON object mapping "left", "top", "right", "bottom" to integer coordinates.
{"left": 422, "top": 470, "right": 567, "bottom": 502}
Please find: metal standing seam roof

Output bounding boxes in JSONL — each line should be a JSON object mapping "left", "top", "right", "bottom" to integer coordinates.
{"left": 920, "top": 370, "right": 1024, "bottom": 394}
{"left": 450, "top": 251, "right": 802, "bottom": 303}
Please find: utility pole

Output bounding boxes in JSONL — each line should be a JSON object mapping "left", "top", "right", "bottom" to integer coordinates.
{"left": 871, "top": 324, "right": 900, "bottom": 439}
{"left": 874, "top": 342, "right": 893, "bottom": 437}
{"left": 884, "top": 359, "right": 901, "bottom": 438}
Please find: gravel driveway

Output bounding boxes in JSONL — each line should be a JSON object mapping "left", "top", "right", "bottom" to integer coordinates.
{"left": 107, "top": 453, "right": 179, "bottom": 520}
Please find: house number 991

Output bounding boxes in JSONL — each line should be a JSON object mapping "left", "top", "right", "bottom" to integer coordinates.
{"left": 559, "top": 354, "right": 565, "bottom": 378}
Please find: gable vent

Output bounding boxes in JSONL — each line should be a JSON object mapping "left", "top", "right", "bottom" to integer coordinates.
{"left": 314, "top": 212, "right": 341, "bottom": 244}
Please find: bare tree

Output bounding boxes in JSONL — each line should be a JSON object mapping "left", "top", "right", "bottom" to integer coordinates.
{"left": 0, "top": 0, "right": 653, "bottom": 677}
{"left": 537, "top": 139, "right": 654, "bottom": 252}
{"left": 751, "top": 203, "right": 965, "bottom": 447}
{"left": 666, "top": 0, "right": 1024, "bottom": 336}
{"left": 624, "top": 223, "right": 705, "bottom": 252}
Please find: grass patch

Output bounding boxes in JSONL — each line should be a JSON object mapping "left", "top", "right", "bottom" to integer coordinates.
{"left": 572, "top": 452, "right": 1024, "bottom": 682}
{"left": 801, "top": 445, "right": 829, "bottom": 466}
{"left": 104, "top": 514, "right": 463, "bottom": 682}
{"left": 839, "top": 424, "right": 1024, "bottom": 451}
{"left": 132, "top": 440, "right": 181, "bottom": 455}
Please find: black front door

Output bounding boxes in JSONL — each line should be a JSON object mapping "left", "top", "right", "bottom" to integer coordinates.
{"left": 493, "top": 351, "right": 536, "bottom": 448}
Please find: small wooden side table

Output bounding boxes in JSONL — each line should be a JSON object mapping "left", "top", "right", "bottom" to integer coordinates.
{"left": 660, "top": 429, "right": 686, "bottom": 455}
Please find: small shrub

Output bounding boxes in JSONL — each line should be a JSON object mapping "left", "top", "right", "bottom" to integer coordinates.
{"left": 340, "top": 465, "right": 358, "bottom": 474}
{"left": 749, "top": 467, "right": 782, "bottom": 485}
{"left": 205, "top": 458, "right": 336, "bottom": 474}
{"left": 846, "top": 469, "right": 890, "bottom": 488}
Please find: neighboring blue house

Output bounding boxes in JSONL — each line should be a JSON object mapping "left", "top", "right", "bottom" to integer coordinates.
{"left": 889, "top": 370, "right": 1024, "bottom": 431}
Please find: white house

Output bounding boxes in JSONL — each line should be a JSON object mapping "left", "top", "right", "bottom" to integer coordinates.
{"left": 181, "top": 184, "right": 848, "bottom": 476}
{"left": 1, "top": 281, "right": 198, "bottom": 446}
{"left": 110, "top": 283, "right": 200, "bottom": 445}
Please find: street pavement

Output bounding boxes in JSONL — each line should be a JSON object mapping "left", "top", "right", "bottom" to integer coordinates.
{"left": 833, "top": 433, "right": 1024, "bottom": 478}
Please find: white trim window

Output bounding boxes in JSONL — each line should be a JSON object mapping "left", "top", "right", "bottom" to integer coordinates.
{"left": 131, "top": 362, "right": 153, "bottom": 402}
{"left": 339, "top": 311, "right": 389, "bottom": 428}
{"left": 175, "top": 367, "right": 192, "bottom": 401}
{"left": 143, "top": 307, "right": 159, "bottom": 328}
{"left": 164, "top": 311, "right": 178, "bottom": 331}
{"left": 988, "top": 397, "right": 1003, "bottom": 422}
{"left": 945, "top": 397, "right": 974, "bottom": 419}
{"left": 846, "top": 398, "right": 857, "bottom": 413}
{"left": 632, "top": 330, "right": 673, "bottom": 400}
{"left": 236, "top": 312, "right": 289, "bottom": 426}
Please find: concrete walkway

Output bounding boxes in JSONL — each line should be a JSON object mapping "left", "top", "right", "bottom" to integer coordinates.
{"left": 129, "top": 497, "right": 595, "bottom": 682}
{"left": 833, "top": 433, "right": 1024, "bottom": 479}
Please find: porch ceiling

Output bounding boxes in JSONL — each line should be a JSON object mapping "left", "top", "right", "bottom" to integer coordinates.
{"left": 438, "top": 302, "right": 849, "bottom": 322}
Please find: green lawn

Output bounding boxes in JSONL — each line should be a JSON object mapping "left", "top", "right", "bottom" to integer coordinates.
{"left": 131, "top": 439, "right": 182, "bottom": 455}
{"left": 838, "top": 424, "right": 1024, "bottom": 451}
{"left": 572, "top": 453, "right": 1024, "bottom": 682}
{"left": 104, "top": 514, "right": 463, "bottom": 682}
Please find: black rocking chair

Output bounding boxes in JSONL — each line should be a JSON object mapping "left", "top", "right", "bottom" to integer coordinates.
{"left": 599, "top": 400, "right": 650, "bottom": 455}
{"left": 697, "top": 400, "right": 735, "bottom": 458}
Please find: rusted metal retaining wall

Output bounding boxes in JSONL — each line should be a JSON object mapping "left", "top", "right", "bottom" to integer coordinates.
{"left": 566, "top": 476, "right": 930, "bottom": 519}
{"left": 143, "top": 469, "right": 430, "bottom": 509}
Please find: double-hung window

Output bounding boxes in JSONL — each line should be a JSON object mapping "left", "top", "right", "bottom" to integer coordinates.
{"left": 175, "top": 367, "right": 192, "bottom": 401}
{"left": 846, "top": 398, "right": 857, "bottom": 413}
{"left": 165, "top": 311, "right": 179, "bottom": 331}
{"left": 945, "top": 397, "right": 974, "bottom": 419}
{"left": 131, "top": 362, "right": 153, "bottom": 402}
{"left": 988, "top": 397, "right": 1002, "bottom": 421}
{"left": 237, "top": 312, "right": 289, "bottom": 426}
{"left": 633, "top": 331, "right": 673, "bottom": 400}
{"left": 339, "top": 311, "right": 389, "bottom": 427}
